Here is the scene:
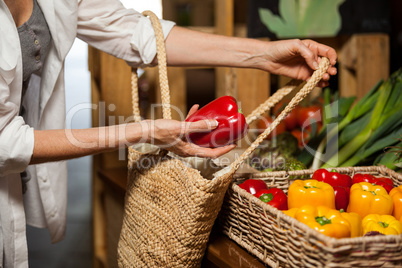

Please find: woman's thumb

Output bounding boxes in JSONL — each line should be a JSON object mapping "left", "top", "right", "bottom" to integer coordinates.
{"left": 186, "top": 119, "right": 219, "bottom": 133}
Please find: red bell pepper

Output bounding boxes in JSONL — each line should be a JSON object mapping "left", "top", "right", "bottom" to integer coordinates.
{"left": 185, "top": 96, "right": 248, "bottom": 148}
{"left": 238, "top": 179, "right": 267, "bottom": 195}
{"left": 312, "top": 169, "right": 353, "bottom": 188}
{"left": 312, "top": 169, "right": 352, "bottom": 210}
{"left": 333, "top": 186, "right": 350, "bottom": 211}
{"left": 352, "top": 173, "right": 394, "bottom": 193}
{"left": 255, "top": 188, "right": 288, "bottom": 210}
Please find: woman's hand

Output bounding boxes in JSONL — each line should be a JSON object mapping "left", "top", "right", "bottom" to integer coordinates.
{"left": 253, "top": 39, "right": 337, "bottom": 87}
{"left": 144, "top": 105, "right": 236, "bottom": 158}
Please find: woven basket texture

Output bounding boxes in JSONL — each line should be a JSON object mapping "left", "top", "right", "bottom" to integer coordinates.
{"left": 219, "top": 166, "right": 402, "bottom": 268}
{"left": 117, "top": 148, "right": 232, "bottom": 267}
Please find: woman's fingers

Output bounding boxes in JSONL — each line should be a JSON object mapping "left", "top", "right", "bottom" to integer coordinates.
{"left": 162, "top": 119, "right": 237, "bottom": 158}
{"left": 303, "top": 40, "right": 337, "bottom": 66}
{"left": 327, "top": 66, "right": 337, "bottom": 76}
{"left": 317, "top": 43, "right": 337, "bottom": 66}
{"left": 184, "top": 143, "right": 237, "bottom": 158}
{"left": 316, "top": 80, "right": 330, "bottom": 88}
{"left": 185, "top": 104, "right": 199, "bottom": 119}
{"left": 198, "top": 144, "right": 237, "bottom": 158}
{"left": 295, "top": 40, "right": 319, "bottom": 70}
{"left": 301, "top": 40, "right": 337, "bottom": 84}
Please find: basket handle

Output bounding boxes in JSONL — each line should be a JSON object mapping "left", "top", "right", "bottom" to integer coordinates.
{"left": 245, "top": 79, "right": 303, "bottom": 125}
{"left": 131, "top": 10, "right": 171, "bottom": 122}
{"left": 230, "top": 58, "right": 330, "bottom": 173}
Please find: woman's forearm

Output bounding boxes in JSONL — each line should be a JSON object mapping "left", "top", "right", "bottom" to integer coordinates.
{"left": 163, "top": 26, "right": 337, "bottom": 86}
{"left": 30, "top": 122, "right": 148, "bottom": 165}
{"left": 164, "top": 26, "right": 268, "bottom": 69}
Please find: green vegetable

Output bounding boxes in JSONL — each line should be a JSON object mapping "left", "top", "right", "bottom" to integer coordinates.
{"left": 272, "top": 132, "right": 299, "bottom": 156}
{"left": 374, "top": 139, "right": 402, "bottom": 170}
{"left": 320, "top": 69, "right": 402, "bottom": 168}
{"left": 337, "top": 80, "right": 383, "bottom": 131}
{"left": 338, "top": 111, "right": 372, "bottom": 148}
{"left": 275, "top": 157, "right": 308, "bottom": 179}
{"left": 249, "top": 132, "right": 299, "bottom": 171}
{"left": 342, "top": 126, "right": 402, "bottom": 167}
{"left": 297, "top": 89, "right": 356, "bottom": 167}
{"left": 322, "top": 79, "right": 382, "bottom": 157}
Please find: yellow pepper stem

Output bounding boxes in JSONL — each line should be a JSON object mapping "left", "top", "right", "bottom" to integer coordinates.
{"left": 316, "top": 216, "right": 332, "bottom": 226}
{"left": 378, "top": 221, "right": 389, "bottom": 228}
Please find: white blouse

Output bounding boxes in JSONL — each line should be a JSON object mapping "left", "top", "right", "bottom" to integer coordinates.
{"left": 0, "top": 0, "right": 175, "bottom": 266}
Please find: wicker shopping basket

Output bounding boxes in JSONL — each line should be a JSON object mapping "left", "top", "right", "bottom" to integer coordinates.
{"left": 219, "top": 166, "right": 402, "bottom": 267}
{"left": 117, "top": 10, "right": 330, "bottom": 267}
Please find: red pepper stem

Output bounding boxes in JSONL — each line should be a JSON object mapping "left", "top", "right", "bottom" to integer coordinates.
{"left": 259, "top": 193, "right": 274, "bottom": 203}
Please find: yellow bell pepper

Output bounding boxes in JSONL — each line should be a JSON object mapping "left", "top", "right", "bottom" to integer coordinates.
{"left": 340, "top": 210, "right": 363, "bottom": 238}
{"left": 362, "top": 214, "right": 402, "bottom": 235}
{"left": 390, "top": 185, "right": 402, "bottom": 222}
{"left": 288, "top": 180, "right": 335, "bottom": 209}
{"left": 347, "top": 182, "right": 393, "bottom": 219}
{"left": 285, "top": 205, "right": 351, "bottom": 238}
{"left": 282, "top": 207, "right": 298, "bottom": 218}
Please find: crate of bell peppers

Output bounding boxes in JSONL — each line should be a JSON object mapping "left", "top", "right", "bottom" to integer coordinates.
{"left": 219, "top": 165, "right": 402, "bottom": 267}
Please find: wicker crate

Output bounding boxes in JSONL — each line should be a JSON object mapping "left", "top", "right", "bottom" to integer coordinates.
{"left": 219, "top": 166, "right": 402, "bottom": 267}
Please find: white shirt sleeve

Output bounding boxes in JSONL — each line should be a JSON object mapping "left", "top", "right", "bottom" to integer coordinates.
{"left": 76, "top": 0, "right": 175, "bottom": 67}
{"left": 130, "top": 16, "right": 175, "bottom": 66}
{"left": 0, "top": 116, "right": 34, "bottom": 176}
{"left": 0, "top": 60, "right": 34, "bottom": 176}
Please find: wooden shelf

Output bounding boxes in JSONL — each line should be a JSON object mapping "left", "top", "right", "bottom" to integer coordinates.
{"left": 204, "top": 226, "right": 267, "bottom": 268}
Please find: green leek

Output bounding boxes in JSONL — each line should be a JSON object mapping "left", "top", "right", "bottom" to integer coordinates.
{"left": 321, "top": 72, "right": 400, "bottom": 168}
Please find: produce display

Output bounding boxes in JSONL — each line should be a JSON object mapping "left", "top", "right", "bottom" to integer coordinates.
{"left": 254, "top": 188, "right": 288, "bottom": 210}
{"left": 250, "top": 88, "right": 326, "bottom": 173}
{"left": 390, "top": 186, "right": 402, "bottom": 221}
{"left": 287, "top": 179, "right": 336, "bottom": 209}
{"left": 185, "top": 95, "right": 249, "bottom": 148}
{"left": 347, "top": 182, "right": 393, "bottom": 219}
{"left": 248, "top": 132, "right": 308, "bottom": 174}
{"left": 238, "top": 179, "right": 288, "bottom": 210}
{"left": 362, "top": 214, "right": 402, "bottom": 236}
{"left": 251, "top": 69, "right": 402, "bottom": 172}
{"left": 283, "top": 205, "right": 352, "bottom": 239}
{"left": 237, "top": 169, "right": 402, "bottom": 238}
{"left": 312, "top": 169, "right": 352, "bottom": 210}
{"left": 221, "top": 68, "right": 401, "bottom": 266}
{"left": 259, "top": 98, "right": 323, "bottom": 149}
{"left": 300, "top": 68, "right": 402, "bottom": 170}
{"left": 352, "top": 173, "right": 393, "bottom": 193}
{"left": 339, "top": 209, "right": 363, "bottom": 237}
{"left": 238, "top": 178, "right": 268, "bottom": 195}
